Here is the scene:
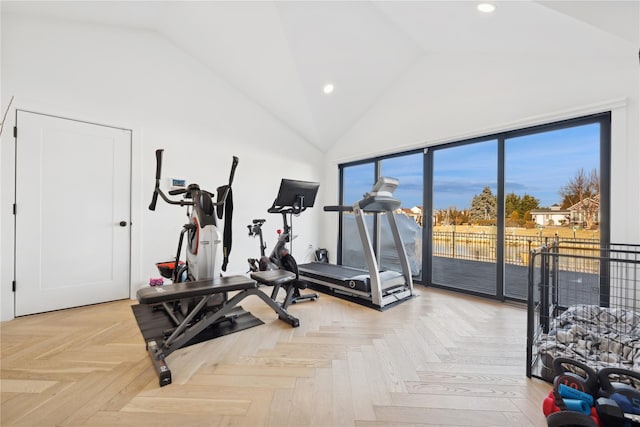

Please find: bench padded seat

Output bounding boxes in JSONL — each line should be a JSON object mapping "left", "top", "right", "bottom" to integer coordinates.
{"left": 137, "top": 275, "right": 257, "bottom": 304}
{"left": 250, "top": 269, "right": 296, "bottom": 286}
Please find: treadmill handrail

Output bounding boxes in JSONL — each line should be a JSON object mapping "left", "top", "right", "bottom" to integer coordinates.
{"left": 323, "top": 196, "right": 400, "bottom": 213}
{"left": 324, "top": 177, "right": 401, "bottom": 214}
{"left": 358, "top": 195, "right": 401, "bottom": 212}
{"left": 324, "top": 205, "right": 353, "bottom": 212}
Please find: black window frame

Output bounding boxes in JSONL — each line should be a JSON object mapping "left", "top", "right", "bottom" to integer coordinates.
{"left": 337, "top": 112, "right": 611, "bottom": 300}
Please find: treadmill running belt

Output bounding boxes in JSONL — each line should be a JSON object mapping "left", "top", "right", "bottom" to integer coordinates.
{"left": 299, "top": 262, "right": 370, "bottom": 293}
{"left": 299, "top": 262, "right": 367, "bottom": 280}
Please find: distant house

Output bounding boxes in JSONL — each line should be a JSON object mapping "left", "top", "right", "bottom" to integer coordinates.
{"left": 530, "top": 204, "right": 569, "bottom": 226}
{"left": 396, "top": 206, "right": 423, "bottom": 226}
{"left": 567, "top": 194, "right": 600, "bottom": 227}
{"left": 530, "top": 196, "right": 600, "bottom": 227}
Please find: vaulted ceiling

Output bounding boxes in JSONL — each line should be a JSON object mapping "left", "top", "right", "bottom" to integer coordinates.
{"left": 3, "top": 1, "right": 638, "bottom": 152}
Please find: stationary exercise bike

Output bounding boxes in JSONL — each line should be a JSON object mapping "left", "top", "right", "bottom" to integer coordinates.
{"left": 247, "top": 219, "right": 296, "bottom": 274}
{"left": 246, "top": 179, "right": 320, "bottom": 306}
{"left": 149, "top": 148, "right": 238, "bottom": 312}
{"left": 247, "top": 219, "right": 270, "bottom": 272}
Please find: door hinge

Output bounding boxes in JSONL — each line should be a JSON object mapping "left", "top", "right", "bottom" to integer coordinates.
{"left": 13, "top": 126, "right": 17, "bottom": 138}
{"left": 12, "top": 280, "right": 16, "bottom": 292}
{"left": 13, "top": 204, "right": 16, "bottom": 215}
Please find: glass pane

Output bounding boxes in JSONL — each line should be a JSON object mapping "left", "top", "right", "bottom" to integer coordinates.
{"left": 341, "top": 163, "right": 374, "bottom": 269}
{"left": 432, "top": 140, "right": 498, "bottom": 295}
{"left": 504, "top": 123, "right": 601, "bottom": 299}
{"left": 380, "top": 153, "right": 423, "bottom": 281}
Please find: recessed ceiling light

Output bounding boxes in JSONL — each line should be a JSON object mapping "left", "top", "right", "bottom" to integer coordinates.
{"left": 477, "top": 3, "right": 495, "bottom": 13}
{"left": 323, "top": 83, "right": 334, "bottom": 94}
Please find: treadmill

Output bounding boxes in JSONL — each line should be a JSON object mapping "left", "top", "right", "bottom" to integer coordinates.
{"left": 299, "top": 177, "right": 414, "bottom": 309}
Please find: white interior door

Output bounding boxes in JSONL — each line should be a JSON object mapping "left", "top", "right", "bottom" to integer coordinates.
{"left": 14, "top": 111, "right": 131, "bottom": 316}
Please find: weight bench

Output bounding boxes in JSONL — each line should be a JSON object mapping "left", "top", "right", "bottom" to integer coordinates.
{"left": 135, "top": 275, "right": 299, "bottom": 386}
{"left": 250, "top": 269, "right": 316, "bottom": 309}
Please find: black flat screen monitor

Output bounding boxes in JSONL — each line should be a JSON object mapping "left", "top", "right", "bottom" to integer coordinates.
{"left": 273, "top": 179, "right": 320, "bottom": 210}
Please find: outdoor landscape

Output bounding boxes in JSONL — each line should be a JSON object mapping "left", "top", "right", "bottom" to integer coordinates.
{"left": 342, "top": 121, "right": 603, "bottom": 292}
{"left": 404, "top": 166, "right": 602, "bottom": 265}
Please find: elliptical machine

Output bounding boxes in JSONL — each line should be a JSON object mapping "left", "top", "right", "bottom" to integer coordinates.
{"left": 138, "top": 153, "right": 306, "bottom": 386}
{"left": 149, "top": 149, "right": 238, "bottom": 311}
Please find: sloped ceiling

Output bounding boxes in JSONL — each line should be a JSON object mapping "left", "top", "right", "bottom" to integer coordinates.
{"left": 3, "top": 1, "right": 638, "bottom": 152}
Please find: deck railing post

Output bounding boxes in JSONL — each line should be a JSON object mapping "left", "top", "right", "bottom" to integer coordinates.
{"left": 451, "top": 231, "right": 455, "bottom": 258}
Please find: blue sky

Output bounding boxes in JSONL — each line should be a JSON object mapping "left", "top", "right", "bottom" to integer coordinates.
{"left": 343, "top": 123, "right": 600, "bottom": 210}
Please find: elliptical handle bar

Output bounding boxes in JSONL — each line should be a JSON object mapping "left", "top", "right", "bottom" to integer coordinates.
{"left": 148, "top": 149, "right": 194, "bottom": 211}
{"left": 148, "top": 149, "right": 163, "bottom": 211}
{"left": 213, "top": 156, "right": 239, "bottom": 207}
{"left": 154, "top": 148, "right": 163, "bottom": 180}
{"left": 229, "top": 156, "right": 239, "bottom": 186}
{"left": 168, "top": 188, "right": 188, "bottom": 196}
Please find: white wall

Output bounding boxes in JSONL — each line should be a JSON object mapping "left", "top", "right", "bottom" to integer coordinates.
{"left": 0, "top": 6, "right": 4, "bottom": 324}
{"left": 321, "top": 50, "right": 640, "bottom": 255}
{"left": 0, "top": 14, "right": 324, "bottom": 321}
{"left": 2, "top": 10, "right": 638, "bottom": 321}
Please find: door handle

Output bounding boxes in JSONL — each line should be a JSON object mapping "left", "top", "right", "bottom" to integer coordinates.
{"left": 119, "top": 221, "right": 128, "bottom": 227}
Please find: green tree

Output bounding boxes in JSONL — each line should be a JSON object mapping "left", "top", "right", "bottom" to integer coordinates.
{"left": 519, "top": 194, "right": 540, "bottom": 218}
{"left": 505, "top": 192, "right": 520, "bottom": 218}
{"left": 470, "top": 187, "right": 496, "bottom": 223}
{"left": 504, "top": 192, "right": 540, "bottom": 223}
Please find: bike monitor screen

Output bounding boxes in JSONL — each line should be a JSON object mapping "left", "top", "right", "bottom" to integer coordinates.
{"left": 273, "top": 179, "right": 320, "bottom": 209}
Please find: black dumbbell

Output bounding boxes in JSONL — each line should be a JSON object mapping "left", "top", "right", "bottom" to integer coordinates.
{"left": 598, "top": 367, "right": 640, "bottom": 424}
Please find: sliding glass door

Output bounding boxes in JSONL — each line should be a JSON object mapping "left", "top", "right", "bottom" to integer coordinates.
{"left": 431, "top": 140, "right": 498, "bottom": 296}
{"left": 504, "top": 122, "right": 603, "bottom": 299}
{"left": 380, "top": 153, "right": 424, "bottom": 281}
{"left": 339, "top": 152, "right": 424, "bottom": 280}
{"left": 338, "top": 113, "right": 609, "bottom": 301}
{"left": 340, "top": 162, "right": 374, "bottom": 269}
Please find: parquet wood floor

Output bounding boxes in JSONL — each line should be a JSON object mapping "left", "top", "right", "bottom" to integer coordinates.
{"left": 1, "top": 286, "right": 550, "bottom": 426}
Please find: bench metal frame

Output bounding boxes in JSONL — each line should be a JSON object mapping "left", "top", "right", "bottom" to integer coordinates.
{"left": 136, "top": 275, "right": 299, "bottom": 386}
